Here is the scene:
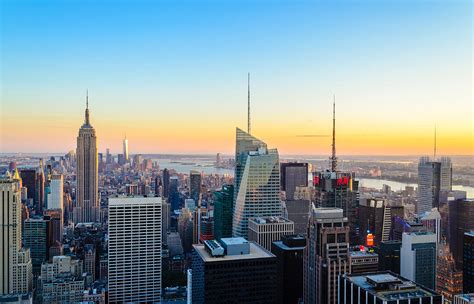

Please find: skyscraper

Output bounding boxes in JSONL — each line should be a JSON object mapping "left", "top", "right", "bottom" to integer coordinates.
{"left": 280, "top": 162, "right": 308, "bottom": 200}
{"left": 418, "top": 156, "right": 452, "bottom": 214}
{"left": 248, "top": 216, "right": 294, "bottom": 251}
{"left": 449, "top": 199, "right": 474, "bottom": 269}
{"left": 23, "top": 217, "right": 53, "bottom": 274}
{"left": 232, "top": 128, "right": 282, "bottom": 238}
{"left": 0, "top": 175, "right": 33, "bottom": 295}
{"left": 464, "top": 231, "right": 474, "bottom": 293}
{"left": 36, "top": 159, "right": 45, "bottom": 214}
{"left": 304, "top": 207, "right": 350, "bottom": 304}
{"left": 123, "top": 134, "right": 129, "bottom": 162}
{"left": 76, "top": 94, "right": 99, "bottom": 223}
{"left": 19, "top": 169, "right": 36, "bottom": 205}
{"left": 436, "top": 243, "right": 463, "bottom": 302}
{"left": 400, "top": 231, "right": 437, "bottom": 290}
{"left": 213, "top": 185, "right": 234, "bottom": 240}
{"left": 162, "top": 168, "right": 170, "bottom": 198}
{"left": 189, "top": 170, "right": 201, "bottom": 203}
{"left": 108, "top": 196, "right": 162, "bottom": 303}
{"left": 47, "top": 174, "right": 63, "bottom": 210}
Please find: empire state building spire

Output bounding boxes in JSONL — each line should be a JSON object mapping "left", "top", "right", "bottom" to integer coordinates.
{"left": 85, "top": 90, "right": 90, "bottom": 125}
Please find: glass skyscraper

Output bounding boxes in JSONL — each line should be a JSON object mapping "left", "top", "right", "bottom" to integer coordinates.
{"left": 232, "top": 128, "right": 282, "bottom": 238}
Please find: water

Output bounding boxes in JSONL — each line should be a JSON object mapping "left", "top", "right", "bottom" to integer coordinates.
{"left": 152, "top": 158, "right": 234, "bottom": 175}
{"left": 359, "top": 178, "right": 474, "bottom": 198}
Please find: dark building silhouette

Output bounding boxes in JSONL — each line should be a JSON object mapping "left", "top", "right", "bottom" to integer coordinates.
{"left": 449, "top": 198, "right": 474, "bottom": 269}
{"left": 190, "top": 170, "right": 202, "bottom": 203}
{"left": 23, "top": 217, "right": 53, "bottom": 274}
{"left": 20, "top": 169, "right": 36, "bottom": 203}
{"left": 376, "top": 240, "right": 402, "bottom": 275}
{"left": 464, "top": 231, "right": 474, "bottom": 293}
{"left": 162, "top": 168, "right": 170, "bottom": 198}
{"left": 213, "top": 185, "right": 233, "bottom": 240}
{"left": 192, "top": 238, "right": 277, "bottom": 304}
{"left": 280, "top": 162, "right": 308, "bottom": 200}
{"left": 285, "top": 199, "right": 311, "bottom": 235}
{"left": 271, "top": 235, "right": 306, "bottom": 304}
{"left": 169, "top": 176, "right": 180, "bottom": 211}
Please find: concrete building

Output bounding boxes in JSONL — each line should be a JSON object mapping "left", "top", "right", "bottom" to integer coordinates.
{"left": 400, "top": 231, "right": 437, "bottom": 290}
{"left": 0, "top": 176, "right": 33, "bottom": 295}
{"left": 271, "top": 235, "right": 306, "bottom": 304}
{"left": 108, "top": 197, "right": 162, "bottom": 303}
{"left": 233, "top": 128, "right": 282, "bottom": 238}
{"left": 47, "top": 174, "right": 63, "bottom": 210}
{"left": 339, "top": 272, "right": 443, "bottom": 303}
{"left": 75, "top": 96, "right": 99, "bottom": 222}
{"left": 349, "top": 250, "right": 379, "bottom": 274}
{"left": 280, "top": 162, "right": 308, "bottom": 200}
{"left": 304, "top": 207, "right": 350, "bottom": 304}
{"left": 248, "top": 216, "right": 294, "bottom": 251}
{"left": 191, "top": 238, "right": 277, "bottom": 304}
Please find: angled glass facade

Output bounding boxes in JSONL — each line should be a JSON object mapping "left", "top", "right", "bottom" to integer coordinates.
{"left": 232, "top": 128, "right": 282, "bottom": 238}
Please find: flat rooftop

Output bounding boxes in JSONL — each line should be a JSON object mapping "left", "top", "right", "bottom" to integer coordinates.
{"left": 249, "top": 216, "right": 292, "bottom": 224}
{"left": 220, "top": 237, "right": 248, "bottom": 246}
{"left": 346, "top": 272, "right": 439, "bottom": 301}
{"left": 193, "top": 242, "right": 275, "bottom": 263}
{"left": 350, "top": 251, "right": 378, "bottom": 258}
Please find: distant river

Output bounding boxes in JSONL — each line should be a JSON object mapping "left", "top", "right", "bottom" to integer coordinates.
{"left": 358, "top": 178, "right": 474, "bottom": 199}
{"left": 152, "top": 158, "right": 234, "bottom": 175}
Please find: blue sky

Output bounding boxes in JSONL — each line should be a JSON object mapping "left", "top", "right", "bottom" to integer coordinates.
{"left": 1, "top": 0, "right": 472, "bottom": 154}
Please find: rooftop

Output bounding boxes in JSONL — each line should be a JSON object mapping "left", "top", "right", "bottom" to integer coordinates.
{"left": 249, "top": 216, "right": 292, "bottom": 224}
{"left": 345, "top": 272, "right": 439, "bottom": 301}
{"left": 193, "top": 242, "right": 274, "bottom": 263}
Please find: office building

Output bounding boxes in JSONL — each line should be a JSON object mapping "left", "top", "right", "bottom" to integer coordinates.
{"left": 400, "top": 231, "right": 437, "bottom": 290}
{"left": 37, "top": 255, "right": 84, "bottom": 304}
{"left": 190, "top": 170, "right": 201, "bottom": 203}
{"left": 464, "top": 232, "right": 474, "bottom": 293}
{"left": 304, "top": 207, "right": 350, "bottom": 304}
{"left": 36, "top": 160, "right": 45, "bottom": 214}
{"left": 376, "top": 240, "right": 402, "bottom": 274}
{"left": 108, "top": 197, "right": 162, "bottom": 303}
{"left": 450, "top": 199, "right": 474, "bottom": 269}
{"left": 271, "top": 235, "right": 306, "bottom": 304}
{"left": 436, "top": 243, "right": 462, "bottom": 302}
{"left": 454, "top": 294, "right": 474, "bottom": 304}
{"left": 84, "top": 244, "right": 96, "bottom": 280}
{"left": 0, "top": 175, "right": 33, "bottom": 295}
{"left": 248, "top": 216, "right": 294, "bottom": 251}
{"left": 169, "top": 176, "right": 180, "bottom": 210}
{"left": 76, "top": 96, "right": 99, "bottom": 222}
{"left": 162, "top": 200, "right": 170, "bottom": 245}
{"left": 418, "top": 156, "right": 452, "bottom": 214}
{"left": 421, "top": 207, "right": 442, "bottom": 243}
{"left": 349, "top": 250, "right": 379, "bottom": 274}
{"left": 280, "top": 162, "right": 308, "bottom": 200}
{"left": 123, "top": 134, "right": 129, "bottom": 162}
{"left": 213, "top": 185, "right": 233, "bottom": 240}
{"left": 43, "top": 209, "right": 63, "bottom": 244}
{"left": 285, "top": 199, "right": 311, "bottom": 235}
{"left": 23, "top": 217, "right": 53, "bottom": 274}
{"left": 359, "top": 196, "right": 404, "bottom": 246}
{"left": 338, "top": 272, "right": 443, "bottom": 303}
{"left": 232, "top": 128, "right": 282, "bottom": 238}
{"left": 47, "top": 174, "right": 63, "bottom": 210}
{"left": 162, "top": 168, "right": 170, "bottom": 198}
{"left": 192, "top": 238, "right": 277, "bottom": 304}
{"left": 19, "top": 169, "right": 36, "bottom": 204}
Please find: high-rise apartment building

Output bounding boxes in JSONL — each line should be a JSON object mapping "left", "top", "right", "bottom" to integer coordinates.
{"left": 248, "top": 216, "right": 294, "bottom": 251}
{"left": 192, "top": 238, "right": 277, "bottom": 304}
{"left": 271, "top": 235, "right": 306, "bottom": 304}
{"left": 464, "top": 231, "right": 474, "bottom": 293}
{"left": 232, "top": 128, "right": 282, "bottom": 238}
{"left": 280, "top": 162, "right": 308, "bottom": 201}
{"left": 213, "top": 185, "right": 233, "bottom": 240}
{"left": 400, "top": 231, "right": 437, "bottom": 290}
{"left": 338, "top": 272, "right": 443, "bottom": 303}
{"left": 76, "top": 97, "right": 99, "bottom": 222}
{"left": 0, "top": 175, "right": 33, "bottom": 295}
{"left": 304, "top": 207, "right": 350, "bottom": 304}
{"left": 108, "top": 197, "right": 162, "bottom": 303}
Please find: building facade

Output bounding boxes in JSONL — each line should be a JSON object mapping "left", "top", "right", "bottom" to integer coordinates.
{"left": 213, "top": 185, "right": 233, "bottom": 240}
{"left": 280, "top": 162, "right": 308, "bottom": 201}
{"left": 248, "top": 216, "right": 294, "bottom": 251}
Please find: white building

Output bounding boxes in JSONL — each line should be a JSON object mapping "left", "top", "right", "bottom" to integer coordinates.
{"left": 0, "top": 174, "right": 33, "bottom": 295}
{"left": 400, "top": 231, "right": 437, "bottom": 290}
{"left": 47, "top": 174, "right": 63, "bottom": 210}
{"left": 248, "top": 216, "right": 294, "bottom": 251}
{"left": 108, "top": 196, "right": 162, "bottom": 303}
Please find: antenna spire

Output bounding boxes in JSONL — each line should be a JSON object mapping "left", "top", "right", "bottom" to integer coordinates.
{"left": 330, "top": 95, "right": 338, "bottom": 171}
{"left": 434, "top": 124, "right": 437, "bottom": 160}
{"left": 247, "top": 73, "right": 251, "bottom": 135}
{"left": 85, "top": 90, "right": 90, "bottom": 125}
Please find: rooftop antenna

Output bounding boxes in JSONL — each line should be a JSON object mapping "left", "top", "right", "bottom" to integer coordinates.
{"left": 85, "top": 90, "right": 90, "bottom": 124}
{"left": 329, "top": 95, "right": 338, "bottom": 171}
{"left": 434, "top": 124, "right": 437, "bottom": 160}
{"left": 248, "top": 73, "right": 251, "bottom": 135}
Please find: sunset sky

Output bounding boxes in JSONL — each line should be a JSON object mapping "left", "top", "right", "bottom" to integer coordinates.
{"left": 1, "top": 0, "right": 472, "bottom": 155}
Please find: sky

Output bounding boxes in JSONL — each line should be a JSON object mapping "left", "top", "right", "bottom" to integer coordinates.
{"left": 1, "top": 0, "right": 472, "bottom": 156}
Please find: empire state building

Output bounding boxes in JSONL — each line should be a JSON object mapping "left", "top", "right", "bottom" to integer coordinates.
{"left": 75, "top": 94, "right": 99, "bottom": 223}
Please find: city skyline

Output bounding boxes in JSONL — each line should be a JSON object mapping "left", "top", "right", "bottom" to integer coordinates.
{"left": 1, "top": 0, "right": 472, "bottom": 155}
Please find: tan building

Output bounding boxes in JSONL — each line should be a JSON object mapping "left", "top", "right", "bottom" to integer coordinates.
{"left": 248, "top": 216, "right": 294, "bottom": 251}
